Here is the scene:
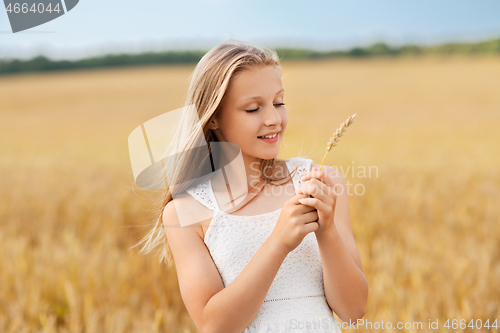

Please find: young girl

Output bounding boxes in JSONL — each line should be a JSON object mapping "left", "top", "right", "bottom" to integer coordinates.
{"left": 138, "top": 40, "right": 368, "bottom": 333}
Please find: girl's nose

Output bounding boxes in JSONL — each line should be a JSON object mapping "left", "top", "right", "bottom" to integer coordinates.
{"left": 263, "top": 105, "right": 282, "bottom": 126}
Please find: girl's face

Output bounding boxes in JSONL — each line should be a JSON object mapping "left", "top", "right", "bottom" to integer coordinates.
{"left": 210, "top": 65, "right": 287, "bottom": 162}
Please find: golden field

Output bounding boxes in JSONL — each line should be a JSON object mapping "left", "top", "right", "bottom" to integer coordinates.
{"left": 0, "top": 55, "right": 499, "bottom": 332}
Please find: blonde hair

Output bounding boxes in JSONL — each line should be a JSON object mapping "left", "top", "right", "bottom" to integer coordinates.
{"left": 132, "top": 39, "right": 297, "bottom": 266}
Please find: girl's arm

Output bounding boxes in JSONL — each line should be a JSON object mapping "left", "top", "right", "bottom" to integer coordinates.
{"left": 202, "top": 236, "right": 289, "bottom": 333}
{"left": 163, "top": 198, "right": 290, "bottom": 333}
{"left": 312, "top": 165, "right": 369, "bottom": 323}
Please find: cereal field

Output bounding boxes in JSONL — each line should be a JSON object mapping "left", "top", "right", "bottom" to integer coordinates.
{"left": 0, "top": 55, "right": 499, "bottom": 332}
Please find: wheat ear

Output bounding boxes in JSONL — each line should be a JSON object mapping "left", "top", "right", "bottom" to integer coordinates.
{"left": 318, "top": 114, "right": 357, "bottom": 171}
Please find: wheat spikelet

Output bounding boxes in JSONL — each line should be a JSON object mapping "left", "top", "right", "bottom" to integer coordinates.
{"left": 318, "top": 113, "right": 356, "bottom": 171}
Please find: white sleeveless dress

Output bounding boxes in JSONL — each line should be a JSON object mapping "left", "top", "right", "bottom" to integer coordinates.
{"left": 186, "top": 157, "right": 342, "bottom": 333}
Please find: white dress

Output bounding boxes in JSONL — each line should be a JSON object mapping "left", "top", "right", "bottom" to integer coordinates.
{"left": 186, "top": 156, "right": 342, "bottom": 333}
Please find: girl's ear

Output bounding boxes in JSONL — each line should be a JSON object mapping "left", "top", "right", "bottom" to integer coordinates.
{"left": 209, "top": 119, "right": 219, "bottom": 131}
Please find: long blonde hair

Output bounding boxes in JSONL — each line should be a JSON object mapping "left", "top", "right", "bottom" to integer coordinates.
{"left": 132, "top": 39, "right": 297, "bottom": 266}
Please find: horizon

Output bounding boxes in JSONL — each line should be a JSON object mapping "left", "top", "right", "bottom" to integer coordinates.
{"left": 1, "top": 36, "right": 499, "bottom": 64}
{"left": 1, "top": 0, "right": 500, "bottom": 61}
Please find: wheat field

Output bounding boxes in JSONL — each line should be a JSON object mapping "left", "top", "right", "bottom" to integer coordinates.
{"left": 1, "top": 55, "right": 499, "bottom": 332}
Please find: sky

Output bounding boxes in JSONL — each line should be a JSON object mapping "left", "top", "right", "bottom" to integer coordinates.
{"left": 1, "top": 0, "right": 500, "bottom": 60}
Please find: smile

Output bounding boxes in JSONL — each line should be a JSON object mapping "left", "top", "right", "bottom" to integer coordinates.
{"left": 258, "top": 133, "right": 279, "bottom": 143}
{"left": 257, "top": 133, "right": 278, "bottom": 139}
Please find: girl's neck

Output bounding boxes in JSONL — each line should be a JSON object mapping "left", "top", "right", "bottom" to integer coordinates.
{"left": 242, "top": 153, "right": 264, "bottom": 188}
{"left": 210, "top": 150, "right": 266, "bottom": 210}
{"left": 216, "top": 149, "right": 264, "bottom": 188}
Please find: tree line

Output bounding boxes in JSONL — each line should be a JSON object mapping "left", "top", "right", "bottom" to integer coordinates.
{"left": 1, "top": 38, "right": 499, "bottom": 76}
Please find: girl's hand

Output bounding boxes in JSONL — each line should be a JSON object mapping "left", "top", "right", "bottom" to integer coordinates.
{"left": 270, "top": 193, "right": 319, "bottom": 254}
{"left": 295, "top": 167, "right": 339, "bottom": 235}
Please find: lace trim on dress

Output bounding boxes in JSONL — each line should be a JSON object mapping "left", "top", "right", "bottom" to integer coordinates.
{"left": 184, "top": 177, "right": 220, "bottom": 212}
{"left": 287, "top": 157, "right": 313, "bottom": 190}
{"left": 263, "top": 293, "right": 324, "bottom": 302}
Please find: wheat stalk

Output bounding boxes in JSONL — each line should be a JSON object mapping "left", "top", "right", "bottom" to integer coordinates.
{"left": 318, "top": 114, "right": 357, "bottom": 171}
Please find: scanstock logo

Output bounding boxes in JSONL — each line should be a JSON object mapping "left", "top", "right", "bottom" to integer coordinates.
{"left": 3, "top": 0, "right": 79, "bottom": 33}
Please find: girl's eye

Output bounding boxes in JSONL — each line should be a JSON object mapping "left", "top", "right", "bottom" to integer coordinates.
{"left": 245, "top": 103, "right": 285, "bottom": 113}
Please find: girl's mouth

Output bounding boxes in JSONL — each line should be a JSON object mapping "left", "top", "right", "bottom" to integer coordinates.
{"left": 257, "top": 133, "right": 278, "bottom": 143}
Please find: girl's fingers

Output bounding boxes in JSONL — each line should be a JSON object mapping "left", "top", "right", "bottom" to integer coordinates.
{"left": 298, "top": 197, "right": 330, "bottom": 213}
{"left": 303, "top": 221, "right": 320, "bottom": 234}
{"left": 301, "top": 168, "right": 337, "bottom": 188}
{"left": 296, "top": 178, "right": 328, "bottom": 197}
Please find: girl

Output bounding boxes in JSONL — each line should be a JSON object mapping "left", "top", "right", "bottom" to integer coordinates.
{"left": 137, "top": 40, "right": 368, "bottom": 333}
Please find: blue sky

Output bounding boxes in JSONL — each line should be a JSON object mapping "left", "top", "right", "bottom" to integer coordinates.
{"left": 1, "top": 0, "right": 500, "bottom": 60}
